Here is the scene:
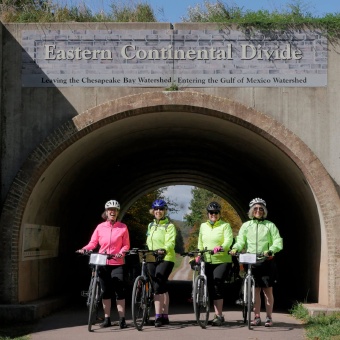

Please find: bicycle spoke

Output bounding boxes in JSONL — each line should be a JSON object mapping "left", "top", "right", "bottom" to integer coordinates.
{"left": 132, "top": 276, "right": 148, "bottom": 331}
{"left": 247, "top": 277, "right": 252, "bottom": 330}
{"left": 193, "top": 275, "right": 209, "bottom": 329}
{"left": 88, "top": 280, "right": 100, "bottom": 332}
{"left": 242, "top": 280, "right": 247, "bottom": 324}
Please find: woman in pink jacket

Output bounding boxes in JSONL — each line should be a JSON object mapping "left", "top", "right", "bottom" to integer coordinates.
{"left": 77, "top": 200, "right": 130, "bottom": 329}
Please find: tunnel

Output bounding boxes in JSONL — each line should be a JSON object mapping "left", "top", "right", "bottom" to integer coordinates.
{"left": 3, "top": 91, "right": 334, "bottom": 308}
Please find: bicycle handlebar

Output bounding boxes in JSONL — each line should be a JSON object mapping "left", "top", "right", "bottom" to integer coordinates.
{"left": 181, "top": 248, "right": 224, "bottom": 257}
{"left": 229, "top": 251, "right": 272, "bottom": 257}
{"left": 75, "top": 250, "right": 117, "bottom": 259}
{"left": 125, "top": 248, "right": 165, "bottom": 255}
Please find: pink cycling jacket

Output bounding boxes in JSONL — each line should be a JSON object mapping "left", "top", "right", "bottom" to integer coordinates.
{"left": 82, "top": 220, "right": 130, "bottom": 265}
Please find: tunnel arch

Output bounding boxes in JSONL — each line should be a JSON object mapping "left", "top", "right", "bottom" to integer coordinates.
{"left": 1, "top": 91, "right": 339, "bottom": 307}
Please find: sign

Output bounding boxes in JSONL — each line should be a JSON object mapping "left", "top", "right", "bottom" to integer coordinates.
{"left": 22, "top": 28, "right": 327, "bottom": 87}
{"left": 22, "top": 224, "right": 60, "bottom": 260}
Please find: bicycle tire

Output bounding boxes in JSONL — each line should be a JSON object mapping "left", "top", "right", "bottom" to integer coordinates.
{"left": 247, "top": 276, "right": 252, "bottom": 330}
{"left": 193, "top": 275, "right": 209, "bottom": 329}
{"left": 88, "top": 278, "right": 100, "bottom": 332}
{"left": 242, "top": 279, "right": 248, "bottom": 324}
{"left": 86, "top": 275, "right": 94, "bottom": 308}
{"left": 132, "top": 276, "right": 148, "bottom": 331}
{"left": 145, "top": 281, "right": 153, "bottom": 325}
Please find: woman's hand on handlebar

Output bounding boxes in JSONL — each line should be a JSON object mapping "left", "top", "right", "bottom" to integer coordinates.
{"left": 76, "top": 249, "right": 86, "bottom": 254}
{"left": 213, "top": 246, "right": 223, "bottom": 254}
{"left": 264, "top": 250, "right": 273, "bottom": 257}
{"left": 156, "top": 248, "right": 166, "bottom": 255}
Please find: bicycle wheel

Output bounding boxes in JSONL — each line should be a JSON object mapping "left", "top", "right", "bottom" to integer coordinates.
{"left": 145, "top": 282, "right": 154, "bottom": 325}
{"left": 247, "top": 277, "right": 253, "bottom": 330}
{"left": 193, "top": 275, "right": 210, "bottom": 329}
{"left": 86, "top": 276, "right": 94, "bottom": 308}
{"left": 132, "top": 276, "right": 148, "bottom": 331}
{"left": 242, "top": 280, "right": 248, "bottom": 324}
{"left": 88, "top": 278, "right": 100, "bottom": 332}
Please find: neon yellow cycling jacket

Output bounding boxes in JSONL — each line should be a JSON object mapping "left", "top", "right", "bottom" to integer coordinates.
{"left": 198, "top": 219, "right": 233, "bottom": 264}
{"left": 146, "top": 217, "right": 176, "bottom": 263}
{"left": 233, "top": 218, "right": 283, "bottom": 254}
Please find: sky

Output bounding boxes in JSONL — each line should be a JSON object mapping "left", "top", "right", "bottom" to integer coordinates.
{"left": 63, "top": 0, "right": 340, "bottom": 22}
{"left": 163, "top": 185, "right": 194, "bottom": 221}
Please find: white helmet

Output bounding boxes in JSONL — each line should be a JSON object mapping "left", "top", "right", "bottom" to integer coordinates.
{"left": 105, "top": 200, "right": 120, "bottom": 210}
{"left": 249, "top": 198, "right": 266, "bottom": 207}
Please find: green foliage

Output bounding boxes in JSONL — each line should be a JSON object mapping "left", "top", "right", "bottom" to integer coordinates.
{"left": 289, "top": 301, "right": 310, "bottom": 319}
{"left": 0, "top": 0, "right": 157, "bottom": 22}
{"left": 165, "top": 83, "right": 179, "bottom": 91}
{"left": 289, "top": 302, "right": 340, "bottom": 340}
{"left": 182, "top": 0, "right": 340, "bottom": 44}
{"left": 2, "top": 0, "right": 340, "bottom": 44}
{"left": 110, "top": 1, "right": 157, "bottom": 22}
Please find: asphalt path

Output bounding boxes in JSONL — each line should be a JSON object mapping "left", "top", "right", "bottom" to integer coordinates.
{"left": 30, "top": 280, "right": 305, "bottom": 340}
{"left": 29, "top": 258, "right": 305, "bottom": 339}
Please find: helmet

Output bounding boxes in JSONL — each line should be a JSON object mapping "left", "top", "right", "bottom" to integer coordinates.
{"left": 105, "top": 200, "right": 120, "bottom": 210}
{"left": 249, "top": 198, "right": 266, "bottom": 207}
{"left": 206, "top": 201, "right": 221, "bottom": 212}
{"left": 152, "top": 199, "right": 167, "bottom": 209}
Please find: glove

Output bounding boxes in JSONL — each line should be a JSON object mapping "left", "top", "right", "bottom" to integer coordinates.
{"left": 264, "top": 250, "right": 273, "bottom": 257}
{"left": 213, "top": 246, "right": 223, "bottom": 254}
{"left": 229, "top": 249, "right": 237, "bottom": 255}
{"left": 189, "top": 256, "right": 200, "bottom": 270}
{"left": 156, "top": 249, "right": 166, "bottom": 255}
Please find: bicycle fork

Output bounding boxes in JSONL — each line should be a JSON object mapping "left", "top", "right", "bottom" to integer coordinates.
{"left": 243, "top": 273, "right": 255, "bottom": 308}
{"left": 199, "top": 262, "right": 209, "bottom": 306}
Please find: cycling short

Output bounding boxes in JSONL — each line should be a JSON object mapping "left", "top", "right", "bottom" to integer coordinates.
{"left": 98, "top": 265, "right": 125, "bottom": 300}
{"left": 250, "top": 259, "right": 278, "bottom": 288}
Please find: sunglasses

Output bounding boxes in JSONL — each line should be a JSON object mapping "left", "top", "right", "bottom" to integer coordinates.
{"left": 154, "top": 207, "right": 165, "bottom": 211}
{"left": 253, "top": 207, "right": 264, "bottom": 212}
{"left": 209, "top": 211, "right": 220, "bottom": 215}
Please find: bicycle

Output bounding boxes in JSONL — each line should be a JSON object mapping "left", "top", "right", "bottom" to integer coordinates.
{"left": 77, "top": 250, "right": 115, "bottom": 332}
{"left": 181, "top": 248, "right": 216, "bottom": 329}
{"left": 126, "top": 248, "right": 159, "bottom": 331}
{"left": 231, "top": 252, "right": 269, "bottom": 330}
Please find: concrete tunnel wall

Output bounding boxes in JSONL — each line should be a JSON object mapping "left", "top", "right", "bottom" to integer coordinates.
{"left": 1, "top": 91, "right": 339, "bottom": 308}
{"left": 1, "top": 22, "right": 340, "bottom": 311}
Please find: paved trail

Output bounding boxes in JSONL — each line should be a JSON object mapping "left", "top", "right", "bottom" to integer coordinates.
{"left": 172, "top": 256, "right": 191, "bottom": 280}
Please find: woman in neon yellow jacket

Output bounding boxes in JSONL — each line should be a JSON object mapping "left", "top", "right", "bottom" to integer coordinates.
{"left": 197, "top": 201, "right": 233, "bottom": 326}
{"left": 231, "top": 198, "right": 283, "bottom": 328}
{"left": 146, "top": 199, "right": 176, "bottom": 327}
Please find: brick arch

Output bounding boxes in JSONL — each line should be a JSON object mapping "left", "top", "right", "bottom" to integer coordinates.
{"left": 1, "top": 91, "right": 339, "bottom": 305}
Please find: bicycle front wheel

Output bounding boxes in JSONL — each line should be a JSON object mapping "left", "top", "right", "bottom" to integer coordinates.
{"left": 88, "top": 278, "right": 100, "bottom": 332}
{"left": 242, "top": 280, "right": 248, "bottom": 324}
{"left": 193, "top": 275, "right": 210, "bottom": 329}
{"left": 132, "top": 276, "right": 148, "bottom": 331}
{"left": 247, "top": 277, "right": 253, "bottom": 330}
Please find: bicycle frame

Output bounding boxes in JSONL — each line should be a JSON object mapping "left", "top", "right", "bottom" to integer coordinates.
{"left": 78, "top": 251, "right": 112, "bottom": 332}
{"left": 128, "top": 248, "right": 157, "bottom": 331}
{"left": 182, "top": 248, "right": 214, "bottom": 329}
{"left": 236, "top": 252, "right": 266, "bottom": 330}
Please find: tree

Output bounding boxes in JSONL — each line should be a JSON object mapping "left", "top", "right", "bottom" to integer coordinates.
{"left": 122, "top": 187, "right": 180, "bottom": 248}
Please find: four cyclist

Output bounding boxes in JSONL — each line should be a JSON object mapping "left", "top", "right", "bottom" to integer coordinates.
{"left": 77, "top": 197, "right": 282, "bottom": 329}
